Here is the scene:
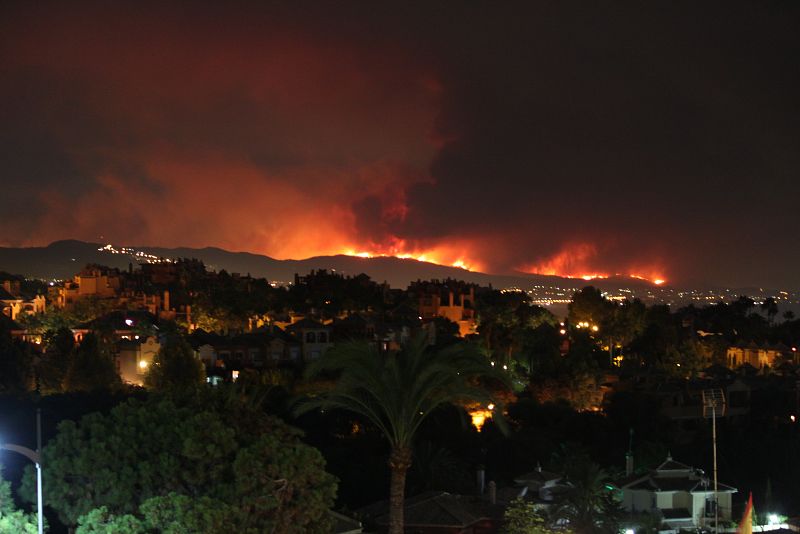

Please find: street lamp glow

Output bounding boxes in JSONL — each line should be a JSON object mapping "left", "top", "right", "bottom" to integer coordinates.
{"left": 0, "top": 409, "right": 44, "bottom": 534}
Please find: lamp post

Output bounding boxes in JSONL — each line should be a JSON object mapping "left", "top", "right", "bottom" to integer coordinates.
{"left": 0, "top": 408, "right": 43, "bottom": 534}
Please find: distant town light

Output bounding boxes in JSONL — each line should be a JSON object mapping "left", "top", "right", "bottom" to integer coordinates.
{"left": 138, "top": 360, "right": 148, "bottom": 369}
{"left": 790, "top": 415, "right": 796, "bottom": 423}
{"left": 559, "top": 329, "right": 567, "bottom": 335}
{"left": 487, "top": 403, "right": 495, "bottom": 411}
{"left": 125, "top": 319, "right": 134, "bottom": 326}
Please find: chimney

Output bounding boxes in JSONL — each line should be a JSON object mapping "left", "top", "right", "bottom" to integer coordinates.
{"left": 163, "top": 289, "right": 170, "bottom": 312}
{"left": 488, "top": 481, "right": 497, "bottom": 504}
{"left": 476, "top": 467, "right": 485, "bottom": 495}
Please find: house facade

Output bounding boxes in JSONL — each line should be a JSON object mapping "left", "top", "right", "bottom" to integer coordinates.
{"left": 619, "top": 455, "right": 736, "bottom": 531}
{"left": 727, "top": 342, "right": 792, "bottom": 369}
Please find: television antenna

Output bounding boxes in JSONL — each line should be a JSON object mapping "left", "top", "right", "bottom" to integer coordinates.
{"left": 702, "top": 388, "right": 726, "bottom": 533}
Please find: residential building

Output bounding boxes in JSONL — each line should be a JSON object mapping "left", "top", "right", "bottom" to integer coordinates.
{"left": 286, "top": 318, "right": 333, "bottom": 361}
{"left": 0, "top": 286, "right": 46, "bottom": 320}
{"left": 188, "top": 329, "right": 301, "bottom": 371}
{"left": 410, "top": 280, "right": 478, "bottom": 337}
{"left": 618, "top": 455, "right": 737, "bottom": 531}
{"left": 50, "top": 266, "right": 121, "bottom": 309}
{"left": 727, "top": 342, "right": 792, "bottom": 369}
{"left": 513, "top": 464, "right": 566, "bottom": 502}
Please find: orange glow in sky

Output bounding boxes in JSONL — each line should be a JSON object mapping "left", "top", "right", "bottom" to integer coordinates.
{"left": 340, "top": 240, "right": 483, "bottom": 272}
{"left": 517, "top": 243, "right": 667, "bottom": 285}
{"left": 339, "top": 243, "right": 668, "bottom": 285}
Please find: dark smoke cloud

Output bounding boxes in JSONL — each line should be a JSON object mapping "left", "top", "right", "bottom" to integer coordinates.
{"left": 0, "top": 1, "right": 798, "bottom": 287}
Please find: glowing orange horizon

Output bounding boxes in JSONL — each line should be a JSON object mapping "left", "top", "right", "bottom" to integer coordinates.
{"left": 527, "top": 270, "right": 667, "bottom": 285}
{"left": 339, "top": 243, "right": 482, "bottom": 272}
{"left": 337, "top": 246, "right": 667, "bottom": 285}
{"left": 517, "top": 243, "right": 667, "bottom": 286}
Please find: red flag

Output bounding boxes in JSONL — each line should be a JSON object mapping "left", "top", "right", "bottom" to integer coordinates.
{"left": 737, "top": 492, "right": 753, "bottom": 534}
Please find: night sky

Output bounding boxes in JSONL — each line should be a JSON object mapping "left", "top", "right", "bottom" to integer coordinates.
{"left": 1, "top": 1, "right": 798, "bottom": 288}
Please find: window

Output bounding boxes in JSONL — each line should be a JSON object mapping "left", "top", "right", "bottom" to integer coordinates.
{"left": 306, "top": 332, "right": 316, "bottom": 343}
{"left": 318, "top": 332, "right": 327, "bottom": 343}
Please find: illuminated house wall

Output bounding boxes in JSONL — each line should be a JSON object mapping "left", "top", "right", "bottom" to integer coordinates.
{"left": 117, "top": 336, "right": 161, "bottom": 386}
{"left": 619, "top": 455, "right": 736, "bottom": 530}
{"left": 415, "top": 283, "right": 477, "bottom": 337}
{"left": 726, "top": 343, "right": 790, "bottom": 369}
{"left": 50, "top": 267, "right": 121, "bottom": 308}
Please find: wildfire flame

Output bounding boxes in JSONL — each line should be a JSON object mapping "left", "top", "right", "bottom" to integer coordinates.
{"left": 338, "top": 241, "right": 667, "bottom": 285}
{"left": 340, "top": 241, "right": 481, "bottom": 271}
{"left": 518, "top": 243, "right": 667, "bottom": 285}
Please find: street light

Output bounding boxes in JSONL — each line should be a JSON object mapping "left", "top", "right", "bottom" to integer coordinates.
{"left": 0, "top": 408, "right": 43, "bottom": 534}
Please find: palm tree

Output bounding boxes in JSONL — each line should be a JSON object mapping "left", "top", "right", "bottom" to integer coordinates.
{"left": 295, "top": 333, "right": 506, "bottom": 534}
{"left": 552, "top": 461, "right": 624, "bottom": 534}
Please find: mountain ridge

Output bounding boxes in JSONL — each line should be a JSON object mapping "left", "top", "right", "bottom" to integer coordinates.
{"left": 1, "top": 239, "right": 662, "bottom": 291}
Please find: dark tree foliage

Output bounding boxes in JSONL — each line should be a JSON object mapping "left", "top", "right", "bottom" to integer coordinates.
{"left": 0, "top": 330, "right": 32, "bottom": 393}
{"left": 37, "top": 326, "right": 75, "bottom": 393}
{"left": 568, "top": 286, "right": 615, "bottom": 328}
{"left": 296, "top": 334, "right": 508, "bottom": 534}
{"left": 476, "top": 288, "right": 556, "bottom": 364}
{"left": 144, "top": 335, "right": 206, "bottom": 391}
{"left": 22, "top": 393, "right": 336, "bottom": 532}
{"left": 551, "top": 460, "right": 624, "bottom": 534}
{"left": 63, "top": 333, "right": 120, "bottom": 392}
{"left": 0, "top": 465, "right": 38, "bottom": 533}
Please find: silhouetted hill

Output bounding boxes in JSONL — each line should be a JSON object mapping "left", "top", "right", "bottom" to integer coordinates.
{"left": 0, "top": 240, "right": 662, "bottom": 291}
